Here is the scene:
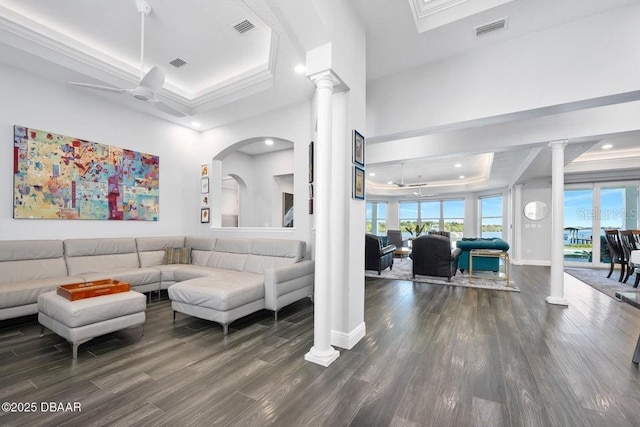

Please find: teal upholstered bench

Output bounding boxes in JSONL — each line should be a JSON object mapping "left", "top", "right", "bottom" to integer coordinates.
{"left": 456, "top": 238, "right": 509, "bottom": 273}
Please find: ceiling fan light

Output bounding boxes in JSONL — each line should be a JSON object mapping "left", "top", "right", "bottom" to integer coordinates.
{"left": 265, "top": 139, "right": 274, "bottom": 146}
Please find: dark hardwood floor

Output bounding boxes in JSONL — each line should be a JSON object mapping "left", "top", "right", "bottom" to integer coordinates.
{"left": 2, "top": 265, "right": 640, "bottom": 426}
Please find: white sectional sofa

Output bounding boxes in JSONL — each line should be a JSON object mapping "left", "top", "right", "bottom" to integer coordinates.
{"left": 0, "top": 236, "right": 314, "bottom": 334}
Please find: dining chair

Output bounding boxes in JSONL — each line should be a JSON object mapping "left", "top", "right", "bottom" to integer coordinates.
{"left": 620, "top": 230, "right": 640, "bottom": 283}
{"left": 604, "top": 229, "right": 626, "bottom": 282}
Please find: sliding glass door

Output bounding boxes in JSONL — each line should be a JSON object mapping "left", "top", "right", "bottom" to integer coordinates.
{"left": 564, "top": 182, "right": 640, "bottom": 266}
{"left": 564, "top": 188, "right": 593, "bottom": 264}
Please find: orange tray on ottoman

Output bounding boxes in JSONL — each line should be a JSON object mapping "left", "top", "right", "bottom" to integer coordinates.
{"left": 57, "top": 279, "right": 131, "bottom": 301}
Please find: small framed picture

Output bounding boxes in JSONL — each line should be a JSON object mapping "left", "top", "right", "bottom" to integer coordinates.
{"left": 200, "top": 208, "right": 210, "bottom": 223}
{"left": 309, "top": 183, "right": 314, "bottom": 199}
{"left": 200, "top": 177, "right": 209, "bottom": 194}
{"left": 353, "top": 130, "right": 365, "bottom": 167}
{"left": 308, "top": 141, "right": 314, "bottom": 183}
{"left": 308, "top": 198, "right": 314, "bottom": 214}
{"left": 353, "top": 166, "right": 365, "bottom": 200}
{"left": 200, "top": 164, "right": 209, "bottom": 177}
{"left": 201, "top": 195, "right": 209, "bottom": 207}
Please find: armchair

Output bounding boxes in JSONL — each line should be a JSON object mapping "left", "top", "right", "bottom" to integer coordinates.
{"left": 387, "top": 230, "right": 408, "bottom": 249}
{"left": 410, "top": 235, "right": 461, "bottom": 281}
{"left": 365, "top": 234, "right": 396, "bottom": 275}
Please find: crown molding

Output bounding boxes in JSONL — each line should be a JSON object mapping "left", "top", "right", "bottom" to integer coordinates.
{"left": 0, "top": 5, "right": 276, "bottom": 113}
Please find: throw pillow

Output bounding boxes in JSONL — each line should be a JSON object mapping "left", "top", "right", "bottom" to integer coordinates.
{"left": 163, "top": 247, "right": 192, "bottom": 265}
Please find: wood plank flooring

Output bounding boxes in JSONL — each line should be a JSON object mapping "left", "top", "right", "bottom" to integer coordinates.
{"left": 1, "top": 265, "right": 640, "bottom": 426}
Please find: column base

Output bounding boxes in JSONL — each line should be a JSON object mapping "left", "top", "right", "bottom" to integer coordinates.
{"left": 546, "top": 296, "right": 569, "bottom": 306}
{"left": 305, "top": 346, "right": 340, "bottom": 367}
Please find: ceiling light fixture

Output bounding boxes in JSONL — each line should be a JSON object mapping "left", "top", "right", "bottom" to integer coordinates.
{"left": 265, "top": 139, "right": 274, "bottom": 146}
{"left": 459, "top": 175, "right": 465, "bottom": 179}
{"left": 387, "top": 181, "right": 393, "bottom": 184}
{"left": 602, "top": 144, "right": 613, "bottom": 149}
{"left": 191, "top": 121, "right": 201, "bottom": 128}
{"left": 369, "top": 172, "right": 375, "bottom": 177}
{"left": 294, "top": 64, "right": 306, "bottom": 74}
{"left": 454, "top": 163, "right": 462, "bottom": 168}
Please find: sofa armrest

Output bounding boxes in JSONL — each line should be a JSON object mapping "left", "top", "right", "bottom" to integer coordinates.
{"left": 380, "top": 245, "right": 397, "bottom": 256}
{"left": 263, "top": 260, "right": 315, "bottom": 311}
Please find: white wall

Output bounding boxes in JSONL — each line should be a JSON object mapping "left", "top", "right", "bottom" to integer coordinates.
{"left": 519, "top": 180, "right": 552, "bottom": 264}
{"left": 220, "top": 149, "right": 294, "bottom": 227}
{"left": 199, "top": 102, "right": 312, "bottom": 247}
{"left": 0, "top": 63, "right": 202, "bottom": 240}
{"left": 367, "top": 3, "right": 640, "bottom": 140}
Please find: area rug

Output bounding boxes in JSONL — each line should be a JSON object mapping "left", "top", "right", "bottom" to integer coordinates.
{"left": 565, "top": 267, "right": 638, "bottom": 300}
{"left": 365, "top": 258, "right": 519, "bottom": 292}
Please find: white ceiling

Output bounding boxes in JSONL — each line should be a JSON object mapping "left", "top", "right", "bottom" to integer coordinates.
{"left": 351, "top": 0, "right": 639, "bottom": 81}
{"left": 0, "top": 0, "right": 315, "bottom": 129}
{"left": 1, "top": 0, "right": 638, "bottom": 194}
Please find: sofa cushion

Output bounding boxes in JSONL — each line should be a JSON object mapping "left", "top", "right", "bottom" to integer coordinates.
{"left": 206, "top": 238, "right": 251, "bottom": 271}
{"left": 173, "top": 266, "right": 224, "bottom": 282}
{"left": 168, "top": 272, "right": 264, "bottom": 311}
{"left": 79, "top": 268, "right": 161, "bottom": 288}
{"left": 65, "top": 238, "right": 139, "bottom": 276}
{"left": 185, "top": 236, "right": 217, "bottom": 266}
{"left": 0, "top": 276, "right": 85, "bottom": 309}
{"left": 38, "top": 291, "right": 146, "bottom": 328}
{"left": 0, "top": 240, "right": 68, "bottom": 283}
{"left": 163, "top": 247, "right": 192, "bottom": 265}
{"left": 136, "top": 236, "right": 186, "bottom": 267}
{"left": 154, "top": 264, "right": 192, "bottom": 283}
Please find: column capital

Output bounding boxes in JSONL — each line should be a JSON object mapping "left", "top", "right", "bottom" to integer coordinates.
{"left": 548, "top": 140, "right": 568, "bottom": 150}
{"left": 308, "top": 69, "right": 345, "bottom": 92}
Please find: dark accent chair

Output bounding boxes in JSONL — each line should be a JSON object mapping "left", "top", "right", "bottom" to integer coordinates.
{"left": 365, "top": 234, "right": 396, "bottom": 275}
{"left": 410, "top": 234, "right": 461, "bottom": 281}
{"left": 604, "top": 229, "right": 626, "bottom": 282}
{"left": 387, "top": 230, "right": 407, "bottom": 250}
{"left": 428, "top": 230, "right": 451, "bottom": 238}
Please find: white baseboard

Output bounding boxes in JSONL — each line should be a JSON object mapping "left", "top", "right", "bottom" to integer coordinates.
{"left": 519, "top": 259, "right": 551, "bottom": 266}
{"left": 331, "top": 322, "right": 366, "bottom": 350}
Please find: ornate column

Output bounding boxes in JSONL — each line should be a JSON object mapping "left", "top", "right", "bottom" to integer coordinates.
{"left": 547, "top": 140, "right": 569, "bottom": 306}
{"left": 305, "top": 70, "right": 341, "bottom": 367}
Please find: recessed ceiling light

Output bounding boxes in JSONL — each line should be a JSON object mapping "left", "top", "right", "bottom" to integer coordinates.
{"left": 454, "top": 163, "right": 462, "bottom": 168}
{"left": 191, "top": 121, "right": 201, "bottom": 128}
{"left": 369, "top": 172, "right": 375, "bottom": 177}
{"left": 294, "top": 64, "right": 306, "bottom": 74}
{"left": 265, "top": 139, "right": 274, "bottom": 146}
{"left": 602, "top": 144, "right": 613, "bottom": 149}
{"left": 459, "top": 175, "right": 465, "bottom": 179}
{"left": 387, "top": 181, "right": 393, "bottom": 184}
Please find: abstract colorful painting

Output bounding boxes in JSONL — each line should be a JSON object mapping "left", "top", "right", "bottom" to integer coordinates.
{"left": 13, "top": 126, "right": 159, "bottom": 221}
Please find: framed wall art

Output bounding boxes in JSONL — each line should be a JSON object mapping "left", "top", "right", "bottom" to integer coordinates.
{"left": 308, "top": 141, "right": 314, "bottom": 183}
{"left": 200, "top": 207, "right": 210, "bottom": 223}
{"left": 13, "top": 125, "right": 159, "bottom": 221}
{"left": 200, "top": 164, "right": 209, "bottom": 177}
{"left": 200, "top": 177, "right": 209, "bottom": 194}
{"left": 353, "top": 165, "right": 365, "bottom": 200}
{"left": 353, "top": 130, "right": 365, "bottom": 167}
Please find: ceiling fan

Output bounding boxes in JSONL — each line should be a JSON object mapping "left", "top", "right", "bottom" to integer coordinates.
{"left": 391, "top": 164, "right": 427, "bottom": 188}
{"left": 69, "top": 0, "right": 186, "bottom": 117}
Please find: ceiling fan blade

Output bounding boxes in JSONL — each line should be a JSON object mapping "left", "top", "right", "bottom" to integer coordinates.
{"left": 139, "top": 66, "right": 165, "bottom": 92}
{"left": 69, "top": 82, "right": 127, "bottom": 94}
{"left": 149, "top": 99, "right": 186, "bottom": 117}
{"left": 407, "top": 183, "right": 427, "bottom": 188}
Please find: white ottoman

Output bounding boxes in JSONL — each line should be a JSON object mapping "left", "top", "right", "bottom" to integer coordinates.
{"left": 38, "top": 291, "right": 146, "bottom": 358}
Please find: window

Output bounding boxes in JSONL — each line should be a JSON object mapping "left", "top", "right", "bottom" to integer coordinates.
{"left": 479, "top": 195, "right": 503, "bottom": 238}
{"left": 366, "top": 202, "right": 388, "bottom": 235}
{"left": 443, "top": 200, "right": 464, "bottom": 239}
{"left": 399, "top": 199, "right": 465, "bottom": 242}
{"left": 399, "top": 202, "right": 418, "bottom": 238}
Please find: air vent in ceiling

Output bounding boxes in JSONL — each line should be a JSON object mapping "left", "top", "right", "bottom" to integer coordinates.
{"left": 169, "top": 58, "right": 187, "bottom": 68}
{"left": 475, "top": 17, "right": 507, "bottom": 37}
{"left": 233, "top": 19, "right": 255, "bottom": 34}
